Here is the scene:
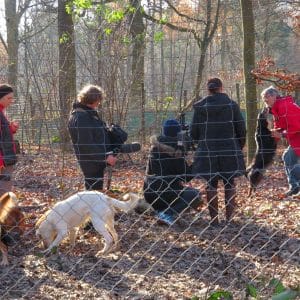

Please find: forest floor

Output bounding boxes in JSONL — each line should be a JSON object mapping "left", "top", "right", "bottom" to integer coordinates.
{"left": 0, "top": 146, "right": 299, "bottom": 299}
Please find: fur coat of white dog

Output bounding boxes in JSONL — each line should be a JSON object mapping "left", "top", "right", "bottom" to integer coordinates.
{"left": 35, "top": 191, "right": 140, "bottom": 254}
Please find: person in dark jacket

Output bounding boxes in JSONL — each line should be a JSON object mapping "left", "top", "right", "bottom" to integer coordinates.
{"left": 190, "top": 78, "right": 246, "bottom": 225}
{"left": 68, "top": 84, "right": 117, "bottom": 190}
{"left": 143, "top": 119, "right": 201, "bottom": 225}
{"left": 0, "top": 84, "right": 19, "bottom": 197}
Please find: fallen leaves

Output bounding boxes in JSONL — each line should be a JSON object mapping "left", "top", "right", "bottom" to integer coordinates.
{"left": 0, "top": 146, "right": 298, "bottom": 299}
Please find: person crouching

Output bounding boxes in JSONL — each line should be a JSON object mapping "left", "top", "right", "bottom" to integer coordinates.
{"left": 143, "top": 119, "right": 201, "bottom": 226}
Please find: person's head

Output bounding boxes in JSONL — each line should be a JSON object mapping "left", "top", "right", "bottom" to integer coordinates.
{"left": 0, "top": 84, "right": 14, "bottom": 108}
{"left": 77, "top": 84, "right": 104, "bottom": 108}
{"left": 261, "top": 86, "right": 280, "bottom": 108}
{"left": 163, "top": 119, "right": 181, "bottom": 138}
{"left": 207, "top": 77, "right": 223, "bottom": 94}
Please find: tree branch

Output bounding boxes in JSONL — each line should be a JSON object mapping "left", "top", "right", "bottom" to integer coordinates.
{"left": 207, "top": 0, "right": 221, "bottom": 43}
{"left": 19, "top": 17, "right": 57, "bottom": 42}
{"left": 142, "top": 11, "right": 198, "bottom": 39}
{"left": 164, "top": 0, "right": 207, "bottom": 25}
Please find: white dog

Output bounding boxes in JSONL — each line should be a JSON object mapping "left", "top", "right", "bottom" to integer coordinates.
{"left": 35, "top": 191, "right": 140, "bottom": 254}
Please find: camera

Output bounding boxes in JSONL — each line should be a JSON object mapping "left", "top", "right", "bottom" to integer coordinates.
{"left": 177, "top": 124, "right": 194, "bottom": 153}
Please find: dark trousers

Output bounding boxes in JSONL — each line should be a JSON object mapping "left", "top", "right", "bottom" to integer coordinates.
{"left": 83, "top": 167, "right": 105, "bottom": 190}
{"left": 145, "top": 186, "right": 201, "bottom": 216}
{"left": 165, "top": 187, "right": 201, "bottom": 216}
{"left": 206, "top": 176, "right": 236, "bottom": 223}
{"left": 0, "top": 165, "right": 14, "bottom": 197}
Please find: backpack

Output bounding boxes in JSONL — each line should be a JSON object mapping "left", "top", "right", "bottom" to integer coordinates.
{"left": 107, "top": 124, "right": 128, "bottom": 151}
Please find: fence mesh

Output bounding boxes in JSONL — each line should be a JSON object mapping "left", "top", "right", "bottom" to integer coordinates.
{"left": 0, "top": 1, "right": 300, "bottom": 299}
{"left": 0, "top": 143, "right": 299, "bottom": 299}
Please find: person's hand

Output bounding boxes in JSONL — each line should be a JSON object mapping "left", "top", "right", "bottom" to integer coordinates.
{"left": 10, "top": 120, "right": 19, "bottom": 133}
{"left": 106, "top": 154, "right": 117, "bottom": 166}
{"left": 271, "top": 129, "right": 282, "bottom": 139}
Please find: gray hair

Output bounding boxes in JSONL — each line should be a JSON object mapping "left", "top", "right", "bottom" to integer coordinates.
{"left": 261, "top": 86, "right": 280, "bottom": 99}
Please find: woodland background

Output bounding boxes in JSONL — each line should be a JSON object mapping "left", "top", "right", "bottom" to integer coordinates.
{"left": 0, "top": 0, "right": 299, "bottom": 299}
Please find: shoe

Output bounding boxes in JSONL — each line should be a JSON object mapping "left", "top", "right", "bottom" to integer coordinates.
{"left": 284, "top": 187, "right": 299, "bottom": 197}
{"left": 156, "top": 212, "right": 175, "bottom": 226}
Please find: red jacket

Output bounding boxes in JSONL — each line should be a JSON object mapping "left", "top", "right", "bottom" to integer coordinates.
{"left": 0, "top": 104, "right": 17, "bottom": 169}
{"left": 271, "top": 95, "right": 300, "bottom": 156}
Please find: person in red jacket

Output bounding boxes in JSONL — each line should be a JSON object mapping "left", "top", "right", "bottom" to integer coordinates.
{"left": 0, "top": 84, "right": 19, "bottom": 196}
{"left": 261, "top": 86, "right": 300, "bottom": 197}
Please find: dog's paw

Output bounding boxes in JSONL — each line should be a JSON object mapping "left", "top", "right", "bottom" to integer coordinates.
{"left": 0, "top": 258, "right": 9, "bottom": 266}
{"left": 97, "top": 246, "right": 113, "bottom": 256}
{"left": 41, "top": 246, "right": 58, "bottom": 255}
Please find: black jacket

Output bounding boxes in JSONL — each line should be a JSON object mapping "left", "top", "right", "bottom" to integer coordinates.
{"left": 0, "top": 111, "right": 17, "bottom": 166}
{"left": 190, "top": 93, "right": 246, "bottom": 179}
{"left": 143, "top": 135, "right": 193, "bottom": 209}
{"left": 68, "top": 102, "right": 112, "bottom": 173}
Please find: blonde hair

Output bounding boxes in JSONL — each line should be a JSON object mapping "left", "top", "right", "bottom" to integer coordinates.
{"left": 77, "top": 84, "right": 104, "bottom": 105}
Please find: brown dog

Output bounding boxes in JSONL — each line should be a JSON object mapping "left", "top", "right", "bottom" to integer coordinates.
{"left": 0, "top": 192, "right": 25, "bottom": 265}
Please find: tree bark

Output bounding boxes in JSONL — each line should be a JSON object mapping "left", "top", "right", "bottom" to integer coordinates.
{"left": 129, "top": 0, "right": 146, "bottom": 142}
{"left": 58, "top": 0, "right": 76, "bottom": 150}
{"left": 240, "top": 0, "right": 257, "bottom": 164}
{"left": 5, "top": 0, "right": 19, "bottom": 88}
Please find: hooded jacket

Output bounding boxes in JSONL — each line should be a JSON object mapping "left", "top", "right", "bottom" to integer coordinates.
{"left": 271, "top": 95, "right": 300, "bottom": 156}
{"left": 143, "top": 135, "right": 193, "bottom": 210}
{"left": 190, "top": 92, "right": 246, "bottom": 179}
{"left": 0, "top": 104, "right": 17, "bottom": 166}
{"left": 68, "top": 102, "right": 112, "bottom": 173}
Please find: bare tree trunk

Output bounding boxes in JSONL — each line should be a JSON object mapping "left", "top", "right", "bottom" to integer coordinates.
{"left": 5, "top": 0, "right": 19, "bottom": 88}
{"left": 194, "top": 0, "right": 220, "bottom": 99}
{"left": 129, "top": 0, "right": 145, "bottom": 142}
{"left": 58, "top": 0, "right": 76, "bottom": 150}
{"left": 148, "top": 0, "right": 156, "bottom": 99}
{"left": 221, "top": 4, "right": 227, "bottom": 72}
{"left": 96, "top": 15, "right": 104, "bottom": 87}
{"left": 240, "top": 0, "right": 257, "bottom": 164}
{"left": 194, "top": 41, "right": 208, "bottom": 98}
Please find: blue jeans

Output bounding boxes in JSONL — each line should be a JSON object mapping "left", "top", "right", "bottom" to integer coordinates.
{"left": 282, "top": 146, "right": 300, "bottom": 190}
{"left": 165, "top": 187, "right": 201, "bottom": 216}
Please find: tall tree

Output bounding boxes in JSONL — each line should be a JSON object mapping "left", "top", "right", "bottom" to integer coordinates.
{"left": 129, "top": 0, "right": 146, "bottom": 142}
{"left": 58, "top": 0, "right": 76, "bottom": 149}
{"left": 4, "top": 0, "right": 32, "bottom": 88}
{"left": 240, "top": 0, "right": 257, "bottom": 163}
{"left": 143, "top": 0, "right": 221, "bottom": 112}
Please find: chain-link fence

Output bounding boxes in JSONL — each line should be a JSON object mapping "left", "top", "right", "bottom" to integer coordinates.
{"left": 0, "top": 1, "right": 300, "bottom": 299}
{"left": 0, "top": 143, "right": 299, "bottom": 299}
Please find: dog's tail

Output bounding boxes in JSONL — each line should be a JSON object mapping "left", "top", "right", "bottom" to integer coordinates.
{"left": 108, "top": 193, "right": 140, "bottom": 213}
{"left": 0, "top": 192, "right": 17, "bottom": 223}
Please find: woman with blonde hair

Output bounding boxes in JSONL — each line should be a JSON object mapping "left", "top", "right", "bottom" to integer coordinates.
{"left": 68, "top": 84, "right": 116, "bottom": 191}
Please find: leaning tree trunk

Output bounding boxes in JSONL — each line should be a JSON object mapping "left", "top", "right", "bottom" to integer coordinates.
{"left": 194, "top": 40, "right": 209, "bottom": 98}
{"left": 240, "top": 0, "right": 257, "bottom": 164}
{"left": 58, "top": 0, "right": 76, "bottom": 150}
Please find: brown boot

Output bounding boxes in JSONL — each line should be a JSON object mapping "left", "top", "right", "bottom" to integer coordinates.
{"left": 207, "top": 189, "right": 219, "bottom": 225}
{"left": 225, "top": 186, "right": 236, "bottom": 222}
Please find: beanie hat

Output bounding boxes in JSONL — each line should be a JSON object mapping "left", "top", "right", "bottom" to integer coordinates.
{"left": 0, "top": 84, "right": 13, "bottom": 99}
{"left": 163, "top": 119, "right": 181, "bottom": 137}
